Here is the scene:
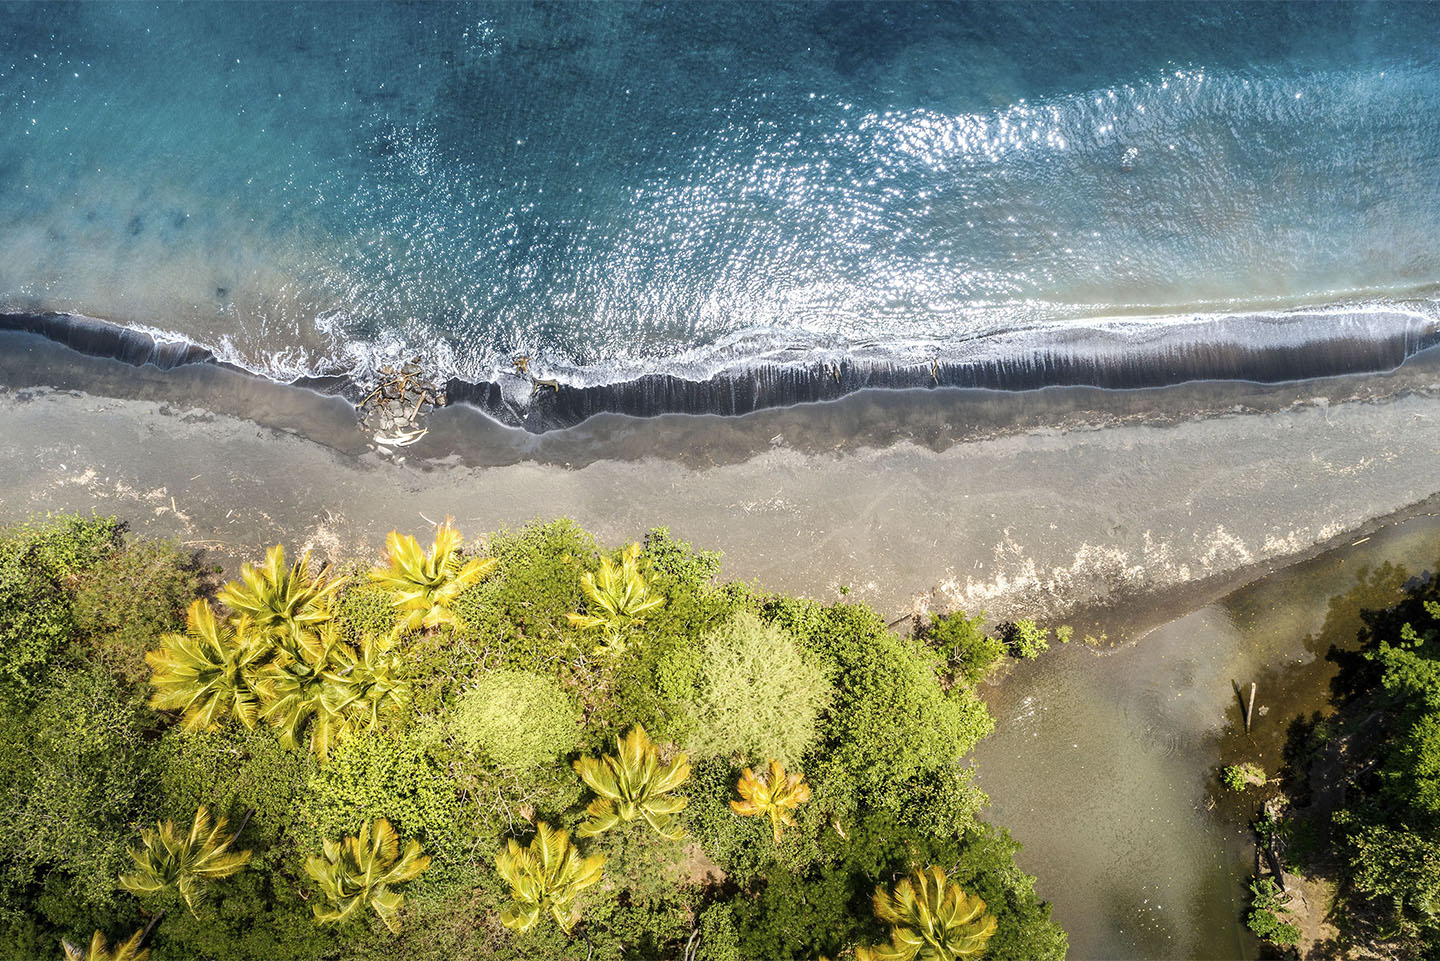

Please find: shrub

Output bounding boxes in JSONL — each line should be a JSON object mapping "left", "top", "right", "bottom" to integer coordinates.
{"left": 928, "top": 611, "right": 1006, "bottom": 685}
{"left": 1246, "top": 877, "right": 1300, "bottom": 947}
{"left": 72, "top": 537, "right": 201, "bottom": 684}
{"left": 0, "top": 665, "right": 149, "bottom": 909}
{"left": 1221, "top": 762, "right": 1266, "bottom": 792}
{"left": 686, "top": 612, "right": 833, "bottom": 766}
{"left": 452, "top": 670, "right": 581, "bottom": 771}
{"left": 1000, "top": 619, "right": 1048, "bottom": 659}
{"left": 0, "top": 514, "right": 120, "bottom": 690}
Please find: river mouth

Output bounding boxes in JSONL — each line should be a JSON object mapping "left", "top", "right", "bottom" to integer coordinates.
{"left": 973, "top": 496, "right": 1440, "bottom": 959}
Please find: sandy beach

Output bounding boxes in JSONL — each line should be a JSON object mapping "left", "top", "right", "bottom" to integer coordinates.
{"left": 6, "top": 330, "right": 1440, "bottom": 636}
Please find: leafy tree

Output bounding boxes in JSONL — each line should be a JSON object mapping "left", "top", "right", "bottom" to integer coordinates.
{"left": 567, "top": 543, "right": 665, "bottom": 652}
{"left": 494, "top": 822, "right": 604, "bottom": 934}
{"left": 72, "top": 537, "right": 200, "bottom": 685}
{"left": 998, "top": 620, "right": 1048, "bottom": 660}
{"left": 60, "top": 930, "right": 149, "bottom": 961}
{"left": 1245, "top": 877, "right": 1300, "bottom": 949}
{"left": 217, "top": 545, "right": 344, "bottom": 640}
{"left": 369, "top": 522, "right": 496, "bottom": 637}
{"left": 118, "top": 807, "right": 251, "bottom": 916}
{"left": 856, "top": 866, "right": 998, "bottom": 961}
{"left": 303, "top": 819, "right": 430, "bottom": 934}
{"left": 687, "top": 612, "right": 833, "bottom": 766}
{"left": 731, "top": 759, "right": 812, "bottom": 844}
{"left": 452, "top": 670, "right": 579, "bottom": 770}
{"left": 146, "top": 601, "right": 266, "bottom": 731}
{"left": 574, "top": 725, "right": 690, "bottom": 840}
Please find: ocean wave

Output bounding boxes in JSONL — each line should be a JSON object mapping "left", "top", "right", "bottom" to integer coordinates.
{"left": 5, "top": 298, "right": 1440, "bottom": 432}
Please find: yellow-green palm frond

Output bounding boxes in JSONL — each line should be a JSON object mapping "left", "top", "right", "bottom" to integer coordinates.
{"left": 60, "top": 929, "right": 150, "bottom": 961}
{"left": 117, "top": 807, "right": 251, "bottom": 917}
{"left": 312, "top": 635, "right": 410, "bottom": 760}
{"left": 370, "top": 521, "right": 496, "bottom": 637}
{"left": 304, "top": 819, "right": 430, "bottom": 934}
{"left": 217, "top": 545, "right": 345, "bottom": 639}
{"left": 573, "top": 725, "right": 690, "bottom": 840}
{"left": 256, "top": 623, "right": 336, "bottom": 751}
{"left": 858, "top": 866, "right": 998, "bottom": 961}
{"left": 731, "top": 759, "right": 812, "bottom": 844}
{"left": 495, "top": 822, "right": 604, "bottom": 934}
{"left": 146, "top": 601, "right": 266, "bottom": 731}
{"left": 566, "top": 543, "right": 665, "bottom": 652}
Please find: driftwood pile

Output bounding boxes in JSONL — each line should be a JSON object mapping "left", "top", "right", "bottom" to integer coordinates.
{"left": 358, "top": 359, "right": 445, "bottom": 449}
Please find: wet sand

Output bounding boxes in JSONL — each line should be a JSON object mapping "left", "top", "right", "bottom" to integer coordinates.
{"left": 5, "top": 331, "right": 1440, "bottom": 631}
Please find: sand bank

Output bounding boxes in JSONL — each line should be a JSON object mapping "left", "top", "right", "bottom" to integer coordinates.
{"left": 5, "top": 332, "right": 1440, "bottom": 631}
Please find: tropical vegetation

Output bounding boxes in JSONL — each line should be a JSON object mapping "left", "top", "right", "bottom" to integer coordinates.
{"left": 0, "top": 513, "right": 1065, "bottom": 960}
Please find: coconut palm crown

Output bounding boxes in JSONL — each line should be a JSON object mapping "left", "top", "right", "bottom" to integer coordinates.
{"left": 566, "top": 543, "right": 665, "bottom": 651}
{"left": 370, "top": 521, "right": 496, "bottom": 636}
{"left": 573, "top": 724, "right": 690, "bottom": 840}
{"left": 494, "top": 822, "right": 605, "bottom": 934}
{"left": 731, "top": 759, "right": 812, "bottom": 844}
{"left": 217, "top": 544, "right": 344, "bottom": 639}
{"left": 145, "top": 600, "right": 266, "bottom": 731}
{"left": 303, "top": 819, "right": 430, "bottom": 934}
{"left": 60, "top": 929, "right": 150, "bottom": 961}
{"left": 117, "top": 807, "right": 251, "bottom": 916}
{"left": 855, "top": 866, "right": 998, "bottom": 961}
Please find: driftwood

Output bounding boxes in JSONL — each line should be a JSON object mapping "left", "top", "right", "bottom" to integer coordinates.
{"left": 359, "top": 359, "right": 444, "bottom": 447}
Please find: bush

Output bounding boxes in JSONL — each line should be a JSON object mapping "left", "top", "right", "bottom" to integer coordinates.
{"left": 1247, "top": 877, "right": 1300, "bottom": 948}
{"left": 999, "top": 619, "right": 1049, "bottom": 659}
{"left": 452, "top": 670, "right": 581, "bottom": 770}
{"left": 686, "top": 612, "right": 833, "bottom": 766}
{"left": 0, "top": 664, "right": 149, "bottom": 910}
{"left": 1221, "top": 762, "right": 1266, "bottom": 792}
{"left": 0, "top": 514, "right": 120, "bottom": 690}
{"left": 927, "top": 610, "right": 1006, "bottom": 685}
{"left": 72, "top": 537, "right": 201, "bottom": 684}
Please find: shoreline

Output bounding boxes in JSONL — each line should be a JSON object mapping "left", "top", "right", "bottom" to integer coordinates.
{"left": 6, "top": 300, "right": 1439, "bottom": 432}
{"left": 7, "top": 334, "right": 1440, "bottom": 631}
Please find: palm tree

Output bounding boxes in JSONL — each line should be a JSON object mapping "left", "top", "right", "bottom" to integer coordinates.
{"left": 495, "top": 822, "right": 604, "bottom": 934}
{"left": 314, "top": 634, "right": 410, "bottom": 759}
{"left": 217, "top": 544, "right": 344, "bottom": 639}
{"left": 257, "top": 621, "right": 337, "bottom": 752}
{"left": 566, "top": 543, "right": 665, "bottom": 652}
{"left": 145, "top": 600, "right": 266, "bottom": 731}
{"left": 303, "top": 819, "right": 430, "bottom": 934}
{"left": 118, "top": 807, "right": 251, "bottom": 916}
{"left": 855, "top": 867, "right": 998, "bottom": 961}
{"left": 369, "top": 521, "right": 496, "bottom": 637}
{"left": 60, "top": 930, "right": 149, "bottom": 961}
{"left": 731, "top": 759, "right": 812, "bottom": 843}
{"left": 573, "top": 725, "right": 690, "bottom": 841}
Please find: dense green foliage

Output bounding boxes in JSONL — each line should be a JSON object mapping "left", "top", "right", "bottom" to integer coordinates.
{"left": 0, "top": 516, "right": 1064, "bottom": 960}
{"left": 1268, "top": 563, "right": 1440, "bottom": 957}
{"left": 1245, "top": 877, "right": 1300, "bottom": 949}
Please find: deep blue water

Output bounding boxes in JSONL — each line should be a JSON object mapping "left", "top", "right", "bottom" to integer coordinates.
{"left": 3, "top": 2, "right": 1440, "bottom": 394}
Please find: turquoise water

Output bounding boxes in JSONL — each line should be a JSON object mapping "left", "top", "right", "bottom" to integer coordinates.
{"left": 3, "top": 2, "right": 1440, "bottom": 391}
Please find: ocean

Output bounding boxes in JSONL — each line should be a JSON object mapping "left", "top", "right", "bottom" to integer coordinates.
{"left": 3, "top": 1, "right": 1439, "bottom": 425}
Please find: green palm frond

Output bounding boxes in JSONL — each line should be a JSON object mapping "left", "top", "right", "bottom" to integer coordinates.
{"left": 495, "top": 822, "right": 604, "bottom": 934}
{"left": 566, "top": 543, "right": 665, "bottom": 653}
{"left": 573, "top": 725, "right": 690, "bottom": 840}
{"left": 146, "top": 600, "right": 266, "bottom": 731}
{"left": 256, "top": 622, "right": 336, "bottom": 752}
{"left": 731, "top": 759, "right": 812, "bottom": 843}
{"left": 117, "top": 807, "right": 251, "bottom": 917}
{"left": 60, "top": 929, "right": 150, "bottom": 961}
{"left": 856, "top": 866, "right": 998, "bottom": 961}
{"left": 370, "top": 521, "right": 496, "bottom": 637}
{"left": 303, "top": 819, "right": 430, "bottom": 934}
{"left": 217, "top": 545, "right": 344, "bottom": 639}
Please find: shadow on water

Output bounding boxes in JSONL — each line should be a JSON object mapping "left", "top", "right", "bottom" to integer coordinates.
{"left": 972, "top": 505, "right": 1440, "bottom": 959}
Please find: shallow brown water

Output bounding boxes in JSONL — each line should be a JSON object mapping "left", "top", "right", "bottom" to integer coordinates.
{"left": 974, "top": 504, "right": 1440, "bottom": 959}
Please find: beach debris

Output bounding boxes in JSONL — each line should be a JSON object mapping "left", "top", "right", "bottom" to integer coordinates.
{"left": 358, "top": 358, "right": 445, "bottom": 453}
{"left": 514, "top": 355, "right": 563, "bottom": 398}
